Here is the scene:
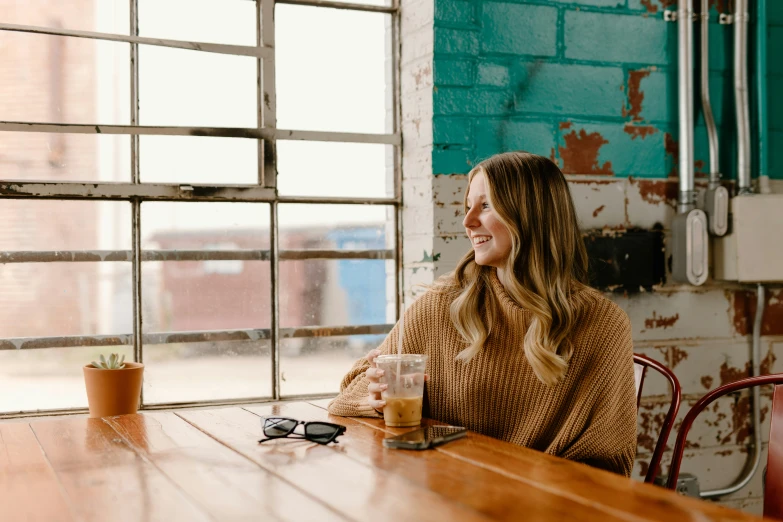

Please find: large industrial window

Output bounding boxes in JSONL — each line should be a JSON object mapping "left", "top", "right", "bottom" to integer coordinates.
{"left": 0, "top": 0, "right": 400, "bottom": 416}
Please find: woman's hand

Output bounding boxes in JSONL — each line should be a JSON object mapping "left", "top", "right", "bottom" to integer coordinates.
{"left": 364, "top": 348, "right": 430, "bottom": 414}
{"left": 364, "top": 349, "right": 387, "bottom": 412}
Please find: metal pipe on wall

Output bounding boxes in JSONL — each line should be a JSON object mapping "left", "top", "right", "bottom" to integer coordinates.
{"left": 701, "top": 284, "right": 765, "bottom": 498}
{"left": 672, "top": 0, "right": 709, "bottom": 286}
{"left": 701, "top": 0, "right": 729, "bottom": 236}
{"left": 735, "top": 0, "right": 752, "bottom": 193}
{"left": 677, "top": 0, "right": 695, "bottom": 214}
{"left": 700, "top": 0, "right": 719, "bottom": 183}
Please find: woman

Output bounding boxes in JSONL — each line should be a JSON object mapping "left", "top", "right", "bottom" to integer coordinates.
{"left": 328, "top": 152, "right": 637, "bottom": 476}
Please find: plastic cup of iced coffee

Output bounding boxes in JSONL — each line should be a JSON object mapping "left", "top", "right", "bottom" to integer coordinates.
{"left": 374, "top": 354, "right": 428, "bottom": 427}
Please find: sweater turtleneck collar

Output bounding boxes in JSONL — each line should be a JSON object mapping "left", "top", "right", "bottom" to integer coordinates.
{"left": 487, "top": 268, "right": 593, "bottom": 317}
{"left": 487, "top": 268, "right": 530, "bottom": 315}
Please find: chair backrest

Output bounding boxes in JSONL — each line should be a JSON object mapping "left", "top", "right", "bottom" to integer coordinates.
{"left": 633, "top": 354, "right": 681, "bottom": 484}
{"left": 764, "top": 385, "right": 783, "bottom": 520}
{"left": 666, "top": 374, "right": 783, "bottom": 515}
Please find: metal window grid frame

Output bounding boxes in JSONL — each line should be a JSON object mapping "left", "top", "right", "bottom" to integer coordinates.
{"left": 0, "top": 0, "right": 402, "bottom": 416}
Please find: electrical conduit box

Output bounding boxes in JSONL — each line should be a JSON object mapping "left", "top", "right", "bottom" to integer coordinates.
{"left": 672, "top": 209, "right": 709, "bottom": 286}
{"left": 713, "top": 194, "right": 783, "bottom": 282}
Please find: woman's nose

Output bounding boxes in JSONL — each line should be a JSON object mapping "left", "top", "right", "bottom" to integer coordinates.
{"left": 463, "top": 207, "right": 478, "bottom": 228}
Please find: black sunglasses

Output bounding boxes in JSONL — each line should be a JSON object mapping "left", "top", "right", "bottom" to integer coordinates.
{"left": 258, "top": 416, "right": 347, "bottom": 445}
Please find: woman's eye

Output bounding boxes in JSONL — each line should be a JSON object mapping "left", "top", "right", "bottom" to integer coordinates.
{"left": 482, "top": 203, "right": 490, "bottom": 209}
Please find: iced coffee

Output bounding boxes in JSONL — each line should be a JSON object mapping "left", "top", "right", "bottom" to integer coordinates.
{"left": 374, "top": 354, "right": 428, "bottom": 427}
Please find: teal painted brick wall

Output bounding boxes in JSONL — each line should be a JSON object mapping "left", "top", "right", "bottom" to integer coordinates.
{"left": 432, "top": 0, "right": 780, "bottom": 179}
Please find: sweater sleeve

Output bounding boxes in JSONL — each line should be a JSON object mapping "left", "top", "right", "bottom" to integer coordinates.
{"left": 327, "top": 290, "right": 435, "bottom": 418}
{"left": 325, "top": 353, "right": 381, "bottom": 417}
{"left": 560, "top": 312, "right": 638, "bottom": 477}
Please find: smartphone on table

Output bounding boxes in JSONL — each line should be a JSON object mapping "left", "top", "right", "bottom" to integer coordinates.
{"left": 382, "top": 425, "right": 467, "bottom": 450}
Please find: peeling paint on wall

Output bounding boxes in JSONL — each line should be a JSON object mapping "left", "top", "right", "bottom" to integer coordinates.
{"left": 624, "top": 123, "right": 659, "bottom": 140}
{"left": 731, "top": 289, "right": 783, "bottom": 336}
{"left": 623, "top": 70, "right": 651, "bottom": 121}
{"left": 413, "top": 63, "right": 432, "bottom": 87}
{"left": 639, "top": 0, "right": 675, "bottom": 14}
{"left": 558, "top": 128, "right": 613, "bottom": 175}
{"left": 634, "top": 178, "right": 677, "bottom": 207}
{"left": 722, "top": 396, "right": 751, "bottom": 445}
{"left": 718, "top": 350, "right": 777, "bottom": 388}
{"left": 720, "top": 361, "right": 751, "bottom": 387}
{"left": 643, "top": 311, "right": 680, "bottom": 330}
{"left": 663, "top": 133, "right": 708, "bottom": 178}
{"left": 708, "top": 0, "right": 729, "bottom": 13}
{"left": 664, "top": 132, "right": 679, "bottom": 178}
{"left": 760, "top": 351, "right": 776, "bottom": 376}
{"left": 694, "top": 159, "right": 707, "bottom": 178}
{"left": 637, "top": 402, "right": 668, "bottom": 453}
{"left": 670, "top": 346, "right": 688, "bottom": 368}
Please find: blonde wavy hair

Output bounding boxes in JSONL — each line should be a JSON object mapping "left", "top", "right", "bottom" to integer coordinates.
{"left": 442, "top": 151, "right": 589, "bottom": 386}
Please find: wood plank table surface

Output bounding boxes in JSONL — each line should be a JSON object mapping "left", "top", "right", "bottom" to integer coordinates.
{"left": 0, "top": 399, "right": 769, "bottom": 522}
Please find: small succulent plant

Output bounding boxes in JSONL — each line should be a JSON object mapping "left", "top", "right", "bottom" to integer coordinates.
{"left": 90, "top": 353, "right": 126, "bottom": 370}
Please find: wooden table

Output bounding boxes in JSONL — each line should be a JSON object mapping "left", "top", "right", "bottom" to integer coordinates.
{"left": 0, "top": 399, "right": 766, "bottom": 521}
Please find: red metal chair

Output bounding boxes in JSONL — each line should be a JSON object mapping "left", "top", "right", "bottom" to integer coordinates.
{"left": 666, "top": 375, "right": 783, "bottom": 520}
{"left": 634, "top": 354, "right": 682, "bottom": 484}
{"left": 766, "top": 384, "right": 783, "bottom": 520}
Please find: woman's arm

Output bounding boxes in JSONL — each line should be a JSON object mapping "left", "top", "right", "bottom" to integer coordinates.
{"left": 560, "top": 314, "right": 638, "bottom": 477}
{"left": 326, "top": 350, "right": 383, "bottom": 417}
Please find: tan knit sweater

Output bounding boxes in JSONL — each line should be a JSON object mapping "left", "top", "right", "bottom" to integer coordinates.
{"left": 328, "top": 270, "right": 637, "bottom": 476}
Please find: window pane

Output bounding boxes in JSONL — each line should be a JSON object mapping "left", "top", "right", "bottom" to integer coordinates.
{"left": 141, "top": 201, "right": 271, "bottom": 333}
{"left": 139, "top": 46, "right": 256, "bottom": 128}
{"left": 279, "top": 203, "right": 394, "bottom": 234}
{"left": 0, "top": 34, "right": 130, "bottom": 125}
{"left": 141, "top": 201, "right": 270, "bottom": 250}
{"left": 276, "top": 6, "right": 391, "bottom": 134}
{"left": 0, "top": 262, "right": 132, "bottom": 338}
{"left": 0, "top": 200, "right": 132, "bottom": 339}
{"left": 0, "top": 346, "right": 134, "bottom": 414}
{"left": 138, "top": 0, "right": 255, "bottom": 46}
{"left": 279, "top": 205, "right": 395, "bottom": 328}
{"left": 0, "top": 132, "right": 131, "bottom": 182}
{"left": 279, "top": 259, "right": 393, "bottom": 328}
{"left": 0, "top": 1, "right": 129, "bottom": 34}
{"left": 280, "top": 334, "right": 386, "bottom": 396}
{"left": 139, "top": 135, "right": 258, "bottom": 185}
{"left": 277, "top": 141, "right": 394, "bottom": 198}
{"left": 142, "top": 259, "right": 270, "bottom": 333}
{"left": 143, "top": 339, "right": 271, "bottom": 404}
{"left": 140, "top": 202, "right": 271, "bottom": 403}
{"left": 0, "top": 200, "right": 130, "bottom": 251}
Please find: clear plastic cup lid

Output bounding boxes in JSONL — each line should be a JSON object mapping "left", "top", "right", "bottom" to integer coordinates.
{"left": 375, "top": 354, "right": 428, "bottom": 362}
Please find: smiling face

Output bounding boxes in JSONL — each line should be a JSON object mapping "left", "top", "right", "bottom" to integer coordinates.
{"left": 462, "top": 170, "right": 513, "bottom": 270}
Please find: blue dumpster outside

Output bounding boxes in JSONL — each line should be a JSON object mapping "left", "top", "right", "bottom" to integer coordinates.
{"left": 327, "top": 226, "right": 390, "bottom": 355}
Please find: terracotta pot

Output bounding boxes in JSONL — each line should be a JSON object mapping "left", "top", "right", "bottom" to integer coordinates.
{"left": 83, "top": 362, "right": 144, "bottom": 418}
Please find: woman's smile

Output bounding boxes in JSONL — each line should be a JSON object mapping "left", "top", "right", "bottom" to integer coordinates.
{"left": 472, "top": 235, "right": 492, "bottom": 247}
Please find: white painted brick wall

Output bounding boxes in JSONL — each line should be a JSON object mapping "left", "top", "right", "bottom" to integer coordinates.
{"left": 400, "top": 0, "right": 434, "bottom": 306}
